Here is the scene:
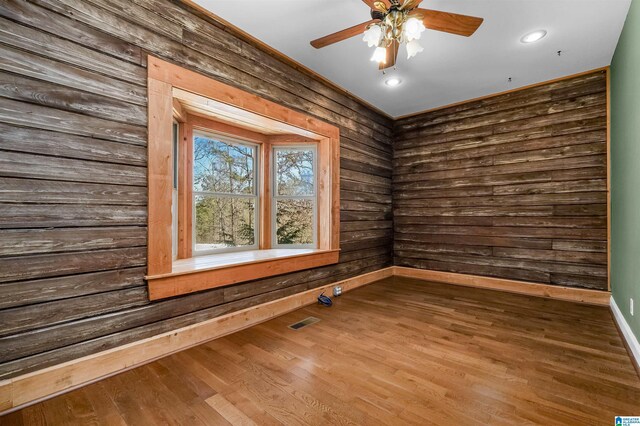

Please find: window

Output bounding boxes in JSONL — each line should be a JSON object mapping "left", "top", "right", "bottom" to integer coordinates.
{"left": 273, "top": 146, "right": 316, "bottom": 248}
{"left": 146, "top": 56, "right": 339, "bottom": 300}
{"left": 192, "top": 131, "right": 259, "bottom": 254}
{"left": 187, "top": 131, "right": 319, "bottom": 254}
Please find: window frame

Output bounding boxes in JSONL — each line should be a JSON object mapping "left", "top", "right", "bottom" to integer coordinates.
{"left": 171, "top": 121, "right": 179, "bottom": 261}
{"left": 146, "top": 55, "right": 340, "bottom": 300}
{"left": 191, "top": 129, "right": 260, "bottom": 256}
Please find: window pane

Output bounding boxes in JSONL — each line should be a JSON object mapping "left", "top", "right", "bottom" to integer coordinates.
{"left": 275, "top": 199, "right": 313, "bottom": 245}
{"left": 275, "top": 149, "right": 314, "bottom": 196}
{"left": 195, "top": 195, "right": 256, "bottom": 251}
{"left": 193, "top": 135, "right": 255, "bottom": 194}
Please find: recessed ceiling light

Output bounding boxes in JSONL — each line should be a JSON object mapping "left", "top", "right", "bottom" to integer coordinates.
{"left": 521, "top": 30, "right": 547, "bottom": 44}
{"left": 385, "top": 77, "right": 402, "bottom": 87}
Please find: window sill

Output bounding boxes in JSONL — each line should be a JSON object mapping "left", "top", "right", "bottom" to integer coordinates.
{"left": 146, "top": 249, "right": 340, "bottom": 300}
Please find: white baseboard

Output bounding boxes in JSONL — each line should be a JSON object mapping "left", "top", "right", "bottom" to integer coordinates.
{"left": 610, "top": 296, "right": 640, "bottom": 371}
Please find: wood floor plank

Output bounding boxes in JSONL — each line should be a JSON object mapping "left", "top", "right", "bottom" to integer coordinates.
{"left": 2, "top": 277, "right": 638, "bottom": 424}
{"left": 206, "top": 394, "right": 257, "bottom": 426}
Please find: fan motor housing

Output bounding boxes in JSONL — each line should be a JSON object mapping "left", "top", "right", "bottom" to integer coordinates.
{"left": 371, "top": 10, "right": 385, "bottom": 20}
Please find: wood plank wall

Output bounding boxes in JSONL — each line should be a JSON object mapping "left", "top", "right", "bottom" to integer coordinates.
{"left": 393, "top": 71, "right": 608, "bottom": 291}
{"left": 0, "top": 0, "right": 393, "bottom": 379}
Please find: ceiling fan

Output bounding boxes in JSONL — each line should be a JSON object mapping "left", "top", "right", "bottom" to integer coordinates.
{"left": 310, "top": 0, "right": 484, "bottom": 70}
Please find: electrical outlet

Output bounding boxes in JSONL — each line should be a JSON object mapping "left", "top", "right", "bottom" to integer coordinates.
{"left": 631, "top": 298, "right": 634, "bottom": 316}
{"left": 333, "top": 286, "right": 342, "bottom": 297}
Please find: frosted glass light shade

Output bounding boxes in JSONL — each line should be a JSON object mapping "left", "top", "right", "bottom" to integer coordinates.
{"left": 363, "top": 25, "right": 383, "bottom": 47}
{"left": 404, "top": 17, "right": 426, "bottom": 42}
{"left": 406, "top": 39, "right": 423, "bottom": 59}
{"left": 371, "top": 46, "right": 387, "bottom": 63}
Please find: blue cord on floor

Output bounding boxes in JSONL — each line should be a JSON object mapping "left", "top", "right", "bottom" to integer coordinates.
{"left": 317, "top": 292, "right": 332, "bottom": 307}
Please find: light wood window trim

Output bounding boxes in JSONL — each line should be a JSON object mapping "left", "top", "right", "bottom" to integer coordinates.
{"left": 260, "top": 138, "right": 272, "bottom": 249}
{"left": 146, "top": 56, "right": 340, "bottom": 300}
{"left": 147, "top": 78, "right": 174, "bottom": 275}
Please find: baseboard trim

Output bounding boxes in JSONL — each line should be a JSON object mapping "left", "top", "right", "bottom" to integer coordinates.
{"left": 392, "top": 266, "right": 610, "bottom": 306}
{"left": 0, "top": 267, "right": 394, "bottom": 415}
{"left": 610, "top": 296, "right": 640, "bottom": 377}
{"left": 0, "top": 265, "right": 612, "bottom": 415}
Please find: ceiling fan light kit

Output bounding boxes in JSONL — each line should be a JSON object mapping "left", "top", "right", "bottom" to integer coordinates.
{"left": 310, "top": 0, "right": 484, "bottom": 70}
{"left": 364, "top": 13, "right": 426, "bottom": 62}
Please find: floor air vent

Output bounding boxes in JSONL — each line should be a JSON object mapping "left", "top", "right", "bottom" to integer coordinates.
{"left": 288, "top": 317, "right": 320, "bottom": 330}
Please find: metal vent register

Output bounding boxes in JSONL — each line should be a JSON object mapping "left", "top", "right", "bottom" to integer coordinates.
{"left": 288, "top": 317, "right": 320, "bottom": 330}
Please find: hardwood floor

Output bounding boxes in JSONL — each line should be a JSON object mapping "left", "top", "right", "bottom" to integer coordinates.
{"left": 2, "top": 277, "right": 639, "bottom": 425}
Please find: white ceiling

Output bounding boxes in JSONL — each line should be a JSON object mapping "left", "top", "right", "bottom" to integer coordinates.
{"left": 194, "top": 0, "right": 631, "bottom": 118}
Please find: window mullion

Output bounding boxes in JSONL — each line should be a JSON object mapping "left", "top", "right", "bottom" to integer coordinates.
{"left": 193, "top": 191, "right": 256, "bottom": 199}
{"left": 272, "top": 195, "right": 315, "bottom": 200}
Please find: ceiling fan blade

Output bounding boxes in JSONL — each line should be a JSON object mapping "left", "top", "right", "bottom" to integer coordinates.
{"left": 414, "top": 9, "right": 484, "bottom": 37}
{"left": 379, "top": 40, "right": 399, "bottom": 70}
{"left": 310, "top": 19, "right": 378, "bottom": 49}
{"left": 362, "top": 0, "right": 391, "bottom": 12}
{"left": 400, "top": 0, "right": 423, "bottom": 11}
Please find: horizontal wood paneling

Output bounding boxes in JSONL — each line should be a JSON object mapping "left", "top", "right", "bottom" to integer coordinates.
{"left": 0, "top": 204, "right": 147, "bottom": 229}
{"left": 0, "top": 98, "right": 147, "bottom": 145}
{"left": 393, "top": 71, "right": 608, "bottom": 291}
{"left": 0, "top": 178, "right": 148, "bottom": 205}
{"left": 0, "top": 1, "right": 143, "bottom": 64}
{"left": 0, "top": 71, "right": 147, "bottom": 126}
{"left": 0, "top": 247, "right": 147, "bottom": 283}
{"left": 0, "top": 0, "right": 393, "bottom": 379}
{"left": 0, "top": 123, "right": 147, "bottom": 166}
{"left": 0, "top": 227, "right": 147, "bottom": 256}
{"left": 0, "top": 44, "right": 147, "bottom": 106}
{"left": 0, "top": 150, "right": 146, "bottom": 186}
{"left": 0, "top": 268, "right": 146, "bottom": 310}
